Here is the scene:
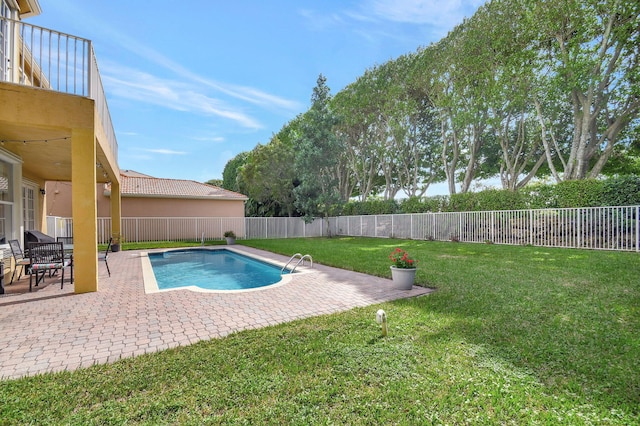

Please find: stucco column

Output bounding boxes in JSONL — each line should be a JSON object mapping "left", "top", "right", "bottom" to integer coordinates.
{"left": 71, "top": 128, "right": 99, "bottom": 293}
{"left": 110, "top": 179, "right": 122, "bottom": 244}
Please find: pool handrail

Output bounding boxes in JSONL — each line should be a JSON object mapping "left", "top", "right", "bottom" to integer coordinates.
{"left": 281, "top": 253, "right": 313, "bottom": 274}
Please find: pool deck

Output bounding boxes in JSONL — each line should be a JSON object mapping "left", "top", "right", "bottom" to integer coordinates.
{"left": 0, "top": 246, "right": 432, "bottom": 380}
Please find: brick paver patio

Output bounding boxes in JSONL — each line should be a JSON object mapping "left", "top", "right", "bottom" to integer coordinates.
{"left": 0, "top": 246, "right": 431, "bottom": 380}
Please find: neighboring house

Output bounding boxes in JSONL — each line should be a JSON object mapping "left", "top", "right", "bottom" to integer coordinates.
{"left": 0, "top": 1, "right": 121, "bottom": 293}
{"left": 47, "top": 170, "right": 248, "bottom": 237}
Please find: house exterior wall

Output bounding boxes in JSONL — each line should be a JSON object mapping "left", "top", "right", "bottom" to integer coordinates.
{"left": 46, "top": 182, "right": 246, "bottom": 218}
{"left": 45, "top": 181, "right": 73, "bottom": 216}
{"left": 121, "top": 197, "right": 244, "bottom": 218}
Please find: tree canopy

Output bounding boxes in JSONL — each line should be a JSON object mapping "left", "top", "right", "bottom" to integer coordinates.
{"left": 222, "top": 0, "right": 640, "bottom": 217}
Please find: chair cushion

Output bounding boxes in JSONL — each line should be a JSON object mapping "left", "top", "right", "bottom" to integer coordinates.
{"left": 31, "top": 260, "right": 71, "bottom": 271}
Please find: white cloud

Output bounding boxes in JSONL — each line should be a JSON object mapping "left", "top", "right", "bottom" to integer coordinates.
{"left": 368, "top": 0, "right": 481, "bottom": 26}
{"left": 191, "top": 136, "right": 225, "bottom": 143}
{"left": 101, "top": 64, "right": 263, "bottom": 129}
{"left": 298, "top": 9, "right": 346, "bottom": 30}
{"left": 302, "top": 1, "right": 484, "bottom": 48}
{"left": 142, "top": 149, "right": 188, "bottom": 155}
{"left": 100, "top": 27, "right": 301, "bottom": 113}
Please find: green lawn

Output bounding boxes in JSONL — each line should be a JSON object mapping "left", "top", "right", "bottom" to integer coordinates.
{"left": 2, "top": 237, "right": 639, "bottom": 424}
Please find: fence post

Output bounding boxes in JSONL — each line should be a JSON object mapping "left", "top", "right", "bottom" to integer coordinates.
{"left": 410, "top": 214, "right": 414, "bottom": 240}
{"left": 491, "top": 212, "right": 495, "bottom": 243}
{"left": 375, "top": 215, "right": 378, "bottom": 238}
{"left": 529, "top": 210, "right": 533, "bottom": 246}
{"left": 432, "top": 213, "right": 435, "bottom": 240}
{"left": 577, "top": 207, "right": 582, "bottom": 249}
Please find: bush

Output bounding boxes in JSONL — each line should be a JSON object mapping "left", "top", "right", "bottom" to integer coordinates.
{"left": 601, "top": 175, "right": 640, "bottom": 206}
{"left": 342, "top": 199, "right": 399, "bottom": 215}
{"left": 553, "top": 179, "right": 604, "bottom": 207}
{"left": 338, "top": 176, "right": 639, "bottom": 217}
{"left": 399, "top": 196, "right": 449, "bottom": 213}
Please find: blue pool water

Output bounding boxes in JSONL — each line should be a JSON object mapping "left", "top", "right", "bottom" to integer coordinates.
{"left": 148, "top": 249, "right": 287, "bottom": 291}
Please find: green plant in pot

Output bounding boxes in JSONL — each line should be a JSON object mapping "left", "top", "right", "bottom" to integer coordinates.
{"left": 111, "top": 233, "right": 122, "bottom": 252}
{"left": 223, "top": 230, "right": 236, "bottom": 245}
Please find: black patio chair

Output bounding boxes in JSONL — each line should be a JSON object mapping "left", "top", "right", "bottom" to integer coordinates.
{"left": 56, "top": 236, "right": 73, "bottom": 245}
{"left": 57, "top": 236, "right": 74, "bottom": 282}
{"left": 28, "top": 242, "right": 72, "bottom": 291}
{"left": 99, "top": 237, "right": 112, "bottom": 277}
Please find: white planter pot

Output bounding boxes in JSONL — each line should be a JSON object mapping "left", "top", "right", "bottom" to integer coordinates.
{"left": 390, "top": 266, "right": 416, "bottom": 290}
{"left": 225, "top": 237, "right": 236, "bottom": 245}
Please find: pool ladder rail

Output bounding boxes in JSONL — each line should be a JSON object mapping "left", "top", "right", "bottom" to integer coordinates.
{"left": 281, "top": 253, "right": 313, "bottom": 275}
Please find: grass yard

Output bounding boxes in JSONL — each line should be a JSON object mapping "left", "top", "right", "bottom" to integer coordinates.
{"left": 1, "top": 237, "right": 639, "bottom": 424}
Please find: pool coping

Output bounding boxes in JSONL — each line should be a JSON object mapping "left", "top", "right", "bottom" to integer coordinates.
{"left": 141, "top": 246, "right": 314, "bottom": 294}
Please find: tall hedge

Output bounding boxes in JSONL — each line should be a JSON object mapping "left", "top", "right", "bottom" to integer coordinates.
{"left": 340, "top": 176, "right": 640, "bottom": 215}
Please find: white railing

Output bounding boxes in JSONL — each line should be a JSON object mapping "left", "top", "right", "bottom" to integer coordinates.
{"left": 1, "top": 17, "right": 118, "bottom": 163}
{"left": 245, "top": 217, "right": 327, "bottom": 239}
{"left": 331, "top": 206, "right": 639, "bottom": 251}
{"left": 46, "top": 205, "right": 640, "bottom": 251}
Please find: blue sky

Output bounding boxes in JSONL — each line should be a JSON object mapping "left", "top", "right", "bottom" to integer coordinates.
{"left": 30, "top": 0, "right": 484, "bottom": 190}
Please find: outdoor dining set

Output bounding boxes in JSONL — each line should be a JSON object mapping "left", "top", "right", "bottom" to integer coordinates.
{"left": 9, "top": 235, "right": 74, "bottom": 292}
{"left": 0, "top": 233, "right": 111, "bottom": 294}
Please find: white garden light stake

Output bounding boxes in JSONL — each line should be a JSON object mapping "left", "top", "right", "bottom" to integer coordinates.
{"left": 376, "top": 309, "right": 388, "bottom": 337}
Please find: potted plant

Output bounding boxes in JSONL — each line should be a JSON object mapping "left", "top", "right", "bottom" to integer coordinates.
{"left": 389, "top": 248, "right": 417, "bottom": 290}
{"left": 223, "top": 230, "right": 236, "bottom": 245}
{"left": 111, "top": 233, "right": 122, "bottom": 252}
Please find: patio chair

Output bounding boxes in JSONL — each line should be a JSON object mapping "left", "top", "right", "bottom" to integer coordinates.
{"left": 28, "top": 242, "right": 72, "bottom": 291}
{"left": 8, "top": 239, "right": 31, "bottom": 284}
{"left": 57, "top": 236, "right": 74, "bottom": 282}
{"left": 99, "top": 237, "right": 112, "bottom": 277}
{"left": 56, "top": 236, "right": 73, "bottom": 244}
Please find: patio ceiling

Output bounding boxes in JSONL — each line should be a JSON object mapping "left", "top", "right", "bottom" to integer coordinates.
{"left": 0, "top": 121, "right": 111, "bottom": 183}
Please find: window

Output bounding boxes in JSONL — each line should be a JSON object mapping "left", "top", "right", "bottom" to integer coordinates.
{"left": 0, "top": 159, "right": 12, "bottom": 243}
{"left": 0, "top": 0, "right": 10, "bottom": 81}
{"left": 22, "top": 186, "right": 35, "bottom": 232}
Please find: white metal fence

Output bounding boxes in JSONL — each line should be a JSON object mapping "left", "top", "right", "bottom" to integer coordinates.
{"left": 330, "top": 206, "right": 639, "bottom": 251}
{"left": 47, "top": 205, "right": 640, "bottom": 252}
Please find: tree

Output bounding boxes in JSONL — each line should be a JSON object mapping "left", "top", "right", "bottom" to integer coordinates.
{"left": 334, "top": 67, "right": 389, "bottom": 200}
{"left": 204, "top": 178, "right": 223, "bottom": 187}
{"left": 527, "top": 0, "right": 640, "bottom": 180}
{"left": 293, "top": 75, "right": 345, "bottom": 223}
{"left": 470, "top": 0, "right": 547, "bottom": 190}
{"left": 240, "top": 132, "right": 298, "bottom": 217}
{"left": 222, "top": 152, "right": 249, "bottom": 193}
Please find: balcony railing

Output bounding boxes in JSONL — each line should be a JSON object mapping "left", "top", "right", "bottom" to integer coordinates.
{"left": 0, "top": 16, "right": 118, "bottom": 163}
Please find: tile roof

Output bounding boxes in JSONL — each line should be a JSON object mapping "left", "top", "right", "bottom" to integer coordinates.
{"left": 119, "top": 173, "right": 247, "bottom": 200}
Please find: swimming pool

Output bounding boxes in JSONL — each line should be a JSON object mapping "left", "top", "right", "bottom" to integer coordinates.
{"left": 147, "top": 248, "right": 289, "bottom": 292}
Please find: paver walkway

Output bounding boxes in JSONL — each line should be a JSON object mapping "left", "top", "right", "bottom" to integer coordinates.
{"left": 0, "top": 246, "right": 431, "bottom": 380}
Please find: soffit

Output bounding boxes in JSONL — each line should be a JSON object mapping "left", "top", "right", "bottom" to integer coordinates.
{"left": 16, "top": 0, "right": 42, "bottom": 18}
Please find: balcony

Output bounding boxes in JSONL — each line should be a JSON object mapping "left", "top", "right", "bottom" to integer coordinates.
{"left": 0, "top": 16, "right": 118, "bottom": 165}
